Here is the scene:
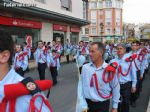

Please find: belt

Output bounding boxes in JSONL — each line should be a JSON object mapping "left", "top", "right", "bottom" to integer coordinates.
{"left": 120, "top": 81, "right": 131, "bottom": 85}
{"left": 85, "top": 98, "right": 109, "bottom": 103}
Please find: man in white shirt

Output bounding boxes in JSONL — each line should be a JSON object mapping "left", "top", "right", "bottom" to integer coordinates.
{"left": 76, "top": 42, "right": 120, "bottom": 112}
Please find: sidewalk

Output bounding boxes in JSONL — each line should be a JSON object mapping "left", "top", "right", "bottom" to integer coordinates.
{"left": 29, "top": 55, "right": 74, "bottom": 69}
{"left": 147, "top": 99, "right": 150, "bottom": 112}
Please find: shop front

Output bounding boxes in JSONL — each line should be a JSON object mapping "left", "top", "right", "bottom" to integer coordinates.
{"left": 0, "top": 16, "right": 42, "bottom": 48}
{"left": 70, "top": 27, "right": 80, "bottom": 44}
{"left": 93, "top": 37, "right": 102, "bottom": 42}
{"left": 53, "top": 24, "right": 67, "bottom": 46}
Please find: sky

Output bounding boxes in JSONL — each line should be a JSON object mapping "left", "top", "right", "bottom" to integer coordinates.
{"left": 123, "top": 0, "right": 150, "bottom": 24}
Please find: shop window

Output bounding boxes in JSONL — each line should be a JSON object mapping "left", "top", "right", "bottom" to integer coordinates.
{"left": 60, "top": 0, "right": 72, "bottom": 11}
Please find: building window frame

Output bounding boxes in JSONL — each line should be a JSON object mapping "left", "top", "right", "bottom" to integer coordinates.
{"left": 89, "top": 1, "right": 97, "bottom": 9}
{"left": 35, "top": 0, "right": 46, "bottom": 4}
{"left": 60, "top": 0, "right": 72, "bottom": 11}
{"left": 91, "top": 27, "right": 97, "bottom": 35}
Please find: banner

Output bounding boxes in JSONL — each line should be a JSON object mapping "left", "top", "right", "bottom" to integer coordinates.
{"left": 26, "top": 35, "right": 32, "bottom": 48}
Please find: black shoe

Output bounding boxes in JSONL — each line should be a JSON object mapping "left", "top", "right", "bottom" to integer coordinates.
{"left": 131, "top": 102, "right": 136, "bottom": 108}
{"left": 53, "top": 81, "right": 57, "bottom": 86}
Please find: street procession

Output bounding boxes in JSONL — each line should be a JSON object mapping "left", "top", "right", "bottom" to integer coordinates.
{"left": 0, "top": 0, "right": 150, "bottom": 112}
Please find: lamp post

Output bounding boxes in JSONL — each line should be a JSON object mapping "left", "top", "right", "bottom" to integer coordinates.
{"left": 100, "top": 22, "right": 104, "bottom": 43}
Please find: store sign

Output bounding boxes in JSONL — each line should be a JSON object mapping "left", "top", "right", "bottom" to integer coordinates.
{"left": 26, "top": 35, "right": 32, "bottom": 48}
{"left": 0, "top": 16, "right": 42, "bottom": 29}
{"left": 71, "top": 27, "right": 80, "bottom": 32}
{"left": 53, "top": 24, "right": 67, "bottom": 32}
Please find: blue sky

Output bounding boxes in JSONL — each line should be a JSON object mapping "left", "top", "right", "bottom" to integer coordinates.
{"left": 123, "top": 0, "right": 150, "bottom": 24}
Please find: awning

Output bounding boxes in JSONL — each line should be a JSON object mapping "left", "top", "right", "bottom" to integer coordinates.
{"left": 106, "top": 36, "right": 111, "bottom": 40}
{"left": 127, "top": 37, "right": 138, "bottom": 42}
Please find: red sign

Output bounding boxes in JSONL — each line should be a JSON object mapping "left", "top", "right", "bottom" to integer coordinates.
{"left": 71, "top": 27, "right": 80, "bottom": 32}
{"left": 53, "top": 24, "right": 67, "bottom": 32}
{"left": 0, "top": 16, "right": 42, "bottom": 29}
{"left": 26, "top": 35, "right": 32, "bottom": 48}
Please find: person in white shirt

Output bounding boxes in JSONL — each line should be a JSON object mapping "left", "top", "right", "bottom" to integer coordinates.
{"left": 0, "top": 31, "right": 53, "bottom": 112}
{"left": 76, "top": 42, "right": 120, "bottom": 112}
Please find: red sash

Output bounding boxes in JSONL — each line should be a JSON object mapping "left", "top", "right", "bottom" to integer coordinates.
{"left": 118, "top": 63, "right": 132, "bottom": 76}
{"left": 90, "top": 73, "right": 112, "bottom": 99}
{"left": 134, "top": 60, "right": 140, "bottom": 71}
{"left": 0, "top": 80, "right": 53, "bottom": 112}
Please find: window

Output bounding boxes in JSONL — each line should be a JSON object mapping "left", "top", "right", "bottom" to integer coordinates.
{"left": 85, "top": 28, "right": 89, "bottom": 34}
{"left": 115, "top": 27, "right": 120, "bottom": 34}
{"left": 116, "top": 22, "right": 120, "bottom": 26}
{"left": 91, "top": 27, "right": 96, "bottom": 34}
{"left": 91, "top": 19, "right": 96, "bottom": 26}
{"left": 83, "top": 1, "right": 86, "bottom": 19}
{"left": 97, "top": 1, "right": 102, "bottom": 9}
{"left": 116, "top": 10, "right": 120, "bottom": 26}
{"left": 83, "top": 1, "right": 88, "bottom": 20}
{"left": 60, "top": 0, "right": 72, "bottom": 11}
{"left": 35, "top": 0, "right": 46, "bottom": 3}
{"left": 106, "top": 22, "right": 111, "bottom": 26}
{"left": 89, "top": 2, "right": 97, "bottom": 9}
{"left": 106, "top": 28, "right": 111, "bottom": 35}
{"left": 91, "top": 10, "right": 97, "bottom": 19}
{"left": 105, "top": 1, "right": 112, "bottom": 8}
{"left": 116, "top": 10, "right": 120, "bottom": 19}
{"left": 116, "top": 1, "right": 121, "bottom": 8}
{"left": 105, "top": 10, "right": 112, "bottom": 19}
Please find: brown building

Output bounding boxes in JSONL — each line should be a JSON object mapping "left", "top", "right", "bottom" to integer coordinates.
{"left": 82, "top": 0, "right": 124, "bottom": 43}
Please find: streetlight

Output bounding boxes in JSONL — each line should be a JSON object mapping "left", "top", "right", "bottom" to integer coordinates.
{"left": 100, "top": 22, "right": 104, "bottom": 43}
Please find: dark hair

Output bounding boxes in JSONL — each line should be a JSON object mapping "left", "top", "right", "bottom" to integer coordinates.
{"left": 136, "top": 41, "right": 141, "bottom": 45}
{"left": 131, "top": 41, "right": 136, "bottom": 44}
{"left": 47, "top": 42, "right": 50, "bottom": 45}
{"left": 79, "top": 41, "right": 83, "bottom": 43}
{"left": 0, "top": 31, "right": 14, "bottom": 65}
{"left": 20, "top": 45, "right": 23, "bottom": 50}
{"left": 52, "top": 50, "right": 57, "bottom": 53}
{"left": 90, "top": 42, "right": 105, "bottom": 53}
{"left": 23, "top": 42, "right": 27, "bottom": 45}
{"left": 38, "top": 40, "right": 43, "bottom": 43}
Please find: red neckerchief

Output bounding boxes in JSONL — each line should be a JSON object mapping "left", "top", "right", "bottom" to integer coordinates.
{"left": 81, "top": 46, "right": 86, "bottom": 54}
{"left": 50, "top": 54, "right": 59, "bottom": 67}
{"left": 39, "top": 49, "right": 46, "bottom": 63}
{"left": 138, "top": 50, "right": 145, "bottom": 62}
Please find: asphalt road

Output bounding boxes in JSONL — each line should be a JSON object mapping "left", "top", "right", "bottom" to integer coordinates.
{"left": 25, "top": 62, "right": 150, "bottom": 112}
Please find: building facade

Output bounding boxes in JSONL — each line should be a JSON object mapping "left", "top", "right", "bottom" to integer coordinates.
{"left": 140, "top": 24, "right": 150, "bottom": 41}
{"left": 82, "top": 0, "right": 123, "bottom": 43}
{"left": 0, "top": 0, "right": 89, "bottom": 48}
